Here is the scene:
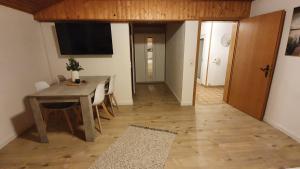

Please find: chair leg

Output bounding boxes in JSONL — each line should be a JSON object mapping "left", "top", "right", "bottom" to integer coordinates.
{"left": 73, "top": 107, "right": 82, "bottom": 125}
{"left": 99, "top": 115, "right": 111, "bottom": 120}
{"left": 102, "top": 102, "right": 115, "bottom": 117}
{"left": 95, "top": 106, "right": 102, "bottom": 133}
{"left": 63, "top": 110, "right": 74, "bottom": 134}
{"left": 112, "top": 94, "right": 119, "bottom": 109}
{"left": 108, "top": 95, "right": 115, "bottom": 115}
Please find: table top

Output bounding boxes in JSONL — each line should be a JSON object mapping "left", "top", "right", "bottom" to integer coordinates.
{"left": 30, "top": 76, "right": 109, "bottom": 97}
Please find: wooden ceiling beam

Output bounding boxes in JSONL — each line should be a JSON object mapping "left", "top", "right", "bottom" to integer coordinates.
{"left": 0, "top": 0, "right": 253, "bottom": 21}
{"left": 0, "top": 0, "right": 62, "bottom": 14}
{"left": 34, "top": 0, "right": 252, "bottom": 21}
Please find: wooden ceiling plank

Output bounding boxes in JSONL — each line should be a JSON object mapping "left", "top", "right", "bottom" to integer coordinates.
{"left": 0, "top": 0, "right": 253, "bottom": 20}
{"left": 0, "top": 0, "right": 62, "bottom": 14}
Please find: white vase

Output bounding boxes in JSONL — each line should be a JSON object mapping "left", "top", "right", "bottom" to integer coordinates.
{"left": 71, "top": 71, "right": 79, "bottom": 82}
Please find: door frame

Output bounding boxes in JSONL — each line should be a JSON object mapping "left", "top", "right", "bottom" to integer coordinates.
{"left": 129, "top": 23, "right": 136, "bottom": 94}
{"left": 192, "top": 22, "right": 202, "bottom": 106}
{"left": 223, "top": 22, "right": 239, "bottom": 102}
{"left": 192, "top": 20, "right": 238, "bottom": 106}
{"left": 197, "top": 37, "right": 205, "bottom": 84}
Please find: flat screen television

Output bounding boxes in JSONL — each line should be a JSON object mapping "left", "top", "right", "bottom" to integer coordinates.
{"left": 55, "top": 22, "right": 113, "bottom": 55}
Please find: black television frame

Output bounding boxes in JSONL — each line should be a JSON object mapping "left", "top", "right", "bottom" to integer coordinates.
{"left": 55, "top": 21, "right": 113, "bottom": 55}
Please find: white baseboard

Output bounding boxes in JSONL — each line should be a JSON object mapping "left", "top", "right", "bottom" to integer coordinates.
{"left": 180, "top": 101, "right": 193, "bottom": 106}
{"left": 165, "top": 82, "right": 193, "bottom": 106}
{"left": 165, "top": 82, "right": 181, "bottom": 104}
{"left": 0, "top": 133, "right": 18, "bottom": 149}
{"left": 0, "top": 120, "right": 34, "bottom": 150}
{"left": 264, "top": 118, "right": 300, "bottom": 143}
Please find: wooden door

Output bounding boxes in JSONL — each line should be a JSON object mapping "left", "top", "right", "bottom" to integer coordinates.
{"left": 228, "top": 11, "right": 285, "bottom": 120}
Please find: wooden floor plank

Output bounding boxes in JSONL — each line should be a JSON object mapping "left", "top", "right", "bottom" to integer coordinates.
{"left": 0, "top": 83, "right": 299, "bottom": 169}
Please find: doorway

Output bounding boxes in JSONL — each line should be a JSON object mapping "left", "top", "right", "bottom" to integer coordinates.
{"left": 133, "top": 24, "right": 166, "bottom": 83}
{"left": 130, "top": 23, "right": 172, "bottom": 105}
{"left": 195, "top": 21, "right": 237, "bottom": 105}
{"left": 193, "top": 11, "right": 285, "bottom": 121}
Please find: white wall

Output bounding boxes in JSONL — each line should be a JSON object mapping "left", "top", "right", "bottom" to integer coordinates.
{"left": 181, "top": 21, "right": 199, "bottom": 105}
{"left": 0, "top": 6, "right": 52, "bottom": 148}
{"left": 199, "top": 22, "right": 213, "bottom": 85}
{"left": 165, "top": 23, "right": 185, "bottom": 102}
{"left": 134, "top": 33, "right": 147, "bottom": 82}
{"left": 207, "top": 22, "right": 233, "bottom": 86}
{"left": 199, "top": 21, "right": 233, "bottom": 86}
{"left": 166, "top": 21, "right": 199, "bottom": 106}
{"left": 251, "top": 0, "right": 300, "bottom": 142}
{"left": 40, "top": 23, "right": 133, "bottom": 105}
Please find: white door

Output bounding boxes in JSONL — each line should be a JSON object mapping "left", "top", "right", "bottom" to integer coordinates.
{"left": 134, "top": 33, "right": 165, "bottom": 83}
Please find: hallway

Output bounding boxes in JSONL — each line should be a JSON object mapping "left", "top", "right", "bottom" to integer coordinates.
{"left": 133, "top": 83, "right": 179, "bottom": 106}
{"left": 196, "top": 84, "right": 224, "bottom": 105}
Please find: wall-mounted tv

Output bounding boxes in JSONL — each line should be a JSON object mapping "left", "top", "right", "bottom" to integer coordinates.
{"left": 55, "top": 22, "right": 113, "bottom": 55}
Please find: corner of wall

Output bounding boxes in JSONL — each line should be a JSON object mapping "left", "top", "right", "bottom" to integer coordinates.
{"left": 264, "top": 116, "right": 300, "bottom": 143}
{"left": 165, "top": 80, "right": 181, "bottom": 104}
{"left": 38, "top": 22, "right": 54, "bottom": 83}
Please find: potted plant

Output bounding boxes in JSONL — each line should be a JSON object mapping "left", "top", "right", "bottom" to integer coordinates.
{"left": 66, "top": 57, "right": 84, "bottom": 82}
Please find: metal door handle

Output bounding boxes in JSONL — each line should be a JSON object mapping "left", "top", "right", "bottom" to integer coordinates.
{"left": 260, "top": 65, "right": 270, "bottom": 78}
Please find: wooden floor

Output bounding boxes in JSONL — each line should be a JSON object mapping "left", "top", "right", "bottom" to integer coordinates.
{"left": 1, "top": 83, "right": 300, "bottom": 169}
{"left": 196, "top": 84, "right": 224, "bottom": 105}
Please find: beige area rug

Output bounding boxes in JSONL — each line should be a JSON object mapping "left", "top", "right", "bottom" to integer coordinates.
{"left": 89, "top": 125, "right": 176, "bottom": 169}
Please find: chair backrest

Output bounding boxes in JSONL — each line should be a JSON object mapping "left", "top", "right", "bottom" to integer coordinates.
{"left": 107, "top": 75, "right": 116, "bottom": 94}
{"left": 35, "top": 81, "right": 50, "bottom": 92}
{"left": 93, "top": 83, "right": 105, "bottom": 106}
{"left": 57, "top": 75, "right": 67, "bottom": 83}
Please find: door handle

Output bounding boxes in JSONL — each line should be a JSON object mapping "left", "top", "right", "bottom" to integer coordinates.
{"left": 260, "top": 65, "right": 270, "bottom": 78}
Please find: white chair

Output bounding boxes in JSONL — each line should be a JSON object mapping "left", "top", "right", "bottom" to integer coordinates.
{"left": 93, "top": 83, "right": 114, "bottom": 133}
{"left": 35, "top": 81, "right": 50, "bottom": 92}
{"left": 106, "top": 75, "right": 119, "bottom": 115}
{"left": 34, "top": 81, "right": 76, "bottom": 134}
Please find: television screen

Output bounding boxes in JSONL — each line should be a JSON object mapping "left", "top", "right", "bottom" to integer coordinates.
{"left": 55, "top": 22, "right": 113, "bottom": 55}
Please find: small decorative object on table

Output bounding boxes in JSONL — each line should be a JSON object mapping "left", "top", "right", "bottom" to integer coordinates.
{"left": 66, "top": 57, "right": 84, "bottom": 82}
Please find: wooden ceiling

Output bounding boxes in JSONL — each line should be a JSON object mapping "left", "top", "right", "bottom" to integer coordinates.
{"left": 0, "top": 0, "right": 253, "bottom": 21}
{"left": 0, "top": 0, "right": 62, "bottom": 13}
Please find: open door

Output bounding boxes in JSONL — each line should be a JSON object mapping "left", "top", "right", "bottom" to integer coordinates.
{"left": 228, "top": 11, "right": 285, "bottom": 120}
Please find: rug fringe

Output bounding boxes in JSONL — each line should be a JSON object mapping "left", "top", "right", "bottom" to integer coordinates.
{"left": 130, "top": 125, "right": 177, "bottom": 135}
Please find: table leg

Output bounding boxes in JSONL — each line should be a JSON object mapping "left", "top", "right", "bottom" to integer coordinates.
{"left": 29, "top": 97, "right": 48, "bottom": 143}
{"left": 80, "top": 96, "right": 96, "bottom": 141}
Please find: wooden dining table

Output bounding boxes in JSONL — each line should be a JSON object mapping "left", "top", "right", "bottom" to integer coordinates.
{"left": 29, "top": 76, "right": 109, "bottom": 143}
